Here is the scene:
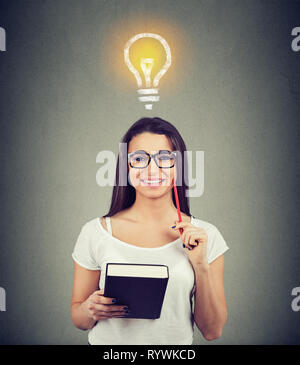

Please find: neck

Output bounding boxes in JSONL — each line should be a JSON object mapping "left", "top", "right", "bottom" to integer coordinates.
{"left": 128, "top": 191, "right": 180, "bottom": 223}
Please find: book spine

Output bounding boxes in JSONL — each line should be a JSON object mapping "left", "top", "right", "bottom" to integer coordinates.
{"left": 154, "top": 278, "right": 169, "bottom": 318}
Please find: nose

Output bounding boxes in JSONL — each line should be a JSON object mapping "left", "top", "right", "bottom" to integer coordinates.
{"left": 148, "top": 157, "right": 160, "bottom": 171}
{"left": 147, "top": 156, "right": 160, "bottom": 174}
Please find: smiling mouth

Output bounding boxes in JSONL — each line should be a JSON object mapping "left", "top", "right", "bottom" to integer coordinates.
{"left": 140, "top": 179, "right": 165, "bottom": 185}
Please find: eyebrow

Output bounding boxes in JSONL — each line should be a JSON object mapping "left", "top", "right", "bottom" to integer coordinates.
{"left": 129, "top": 149, "right": 172, "bottom": 154}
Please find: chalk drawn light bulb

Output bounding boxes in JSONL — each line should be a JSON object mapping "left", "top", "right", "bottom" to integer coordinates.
{"left": 124, "top": 33, "right": 171, "bottom": 110}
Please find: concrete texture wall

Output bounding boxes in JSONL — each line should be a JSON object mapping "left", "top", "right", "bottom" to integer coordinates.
{"left": 0, "top": 0, "right": 299, "bottom": 344}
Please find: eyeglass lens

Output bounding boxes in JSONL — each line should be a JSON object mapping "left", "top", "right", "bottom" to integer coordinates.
{"left": 129, "top": 151, "right": 175, "bottom": 168}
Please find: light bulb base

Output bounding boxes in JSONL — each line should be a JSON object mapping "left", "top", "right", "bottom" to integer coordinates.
{"left": 137, "top": 88, "right": 159, "bottom": 109}
{"left": 137, "top": 88, "right": 158, "bottom": 95}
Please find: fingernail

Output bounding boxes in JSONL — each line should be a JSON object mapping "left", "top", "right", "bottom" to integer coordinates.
{"left": 188, "top": 247, "right": 191, "bottom": 251}
{"left": 123, "top": 306, "right": 128, "bottom": 310}
{"left": 182, "top": 244, "right": 185, "bottom": 248}
{"left": 171, "top": 225, "right": 176, "bottom": 229}
{"left": 112, "top": 299, "right": 117, "bottom": 303}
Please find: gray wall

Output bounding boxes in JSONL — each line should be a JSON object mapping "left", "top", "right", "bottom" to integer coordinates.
{"left": 0, "top": 0, "right": 300, "bottom": 344}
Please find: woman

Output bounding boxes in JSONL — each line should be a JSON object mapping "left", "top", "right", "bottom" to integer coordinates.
{"left": 70, "top": 117, "right": 230, "bottom": 345}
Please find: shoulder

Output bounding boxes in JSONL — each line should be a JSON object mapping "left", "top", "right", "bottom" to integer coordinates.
{"left": 79, "top": 217, "right": 105, "bottom": 239}
{"left": 74, "top": 217, "right": 109, "bottom": 254}
{"left": 72, "top": 218, "right": 104, "bottom": 270}
{"left": 192, "top": 216, "right": 229, "bottom": 263}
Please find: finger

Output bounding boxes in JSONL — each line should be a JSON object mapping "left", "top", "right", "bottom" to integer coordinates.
{"left": 92, "top": 313, "right": 117, "bottom": 320}
{"left": 182, "top": 232, "right": 200, "bottom": 250}
{"left": 188, "top": 233, "right": 201, "bottom": 247}
{"left": 181, "top": 227, "right": 198, "bottom": 243}
{"left": 174, "top": 221, "right": 207, "bottom": 234}
{"left": 105, "top": 304, "right": 129, "bottom": 312}
{"left": 113, "top": 315, "right": 130, "bottom": 318}
{"left": 183, "top": 242, "right": 193, "bottom": 251}
{"left": 93, "top": 312, "right": 128, "bottom": 320}
{"left": 93, "top": 289, "right": 117, "bottom": 304}
{"left": 97, "top": 309, "right": 128, "bottom": 317}
{"left": 91, "top": 303, "right": 127, "bottom": 312}
{"left": 92, "top": 314, "right": 108, "bottom": 320}
{"left": 182, "top": 236, "right": 193, "bottom": 250}
{"left": 111, "top": 311, "right": 130, "bottom": 317}
{"left": 173, "top": 221, "right": 193, "bottom": 229}
{"left": 184, "top": 234, "right": 194, "bottom": 249}
{"left": 93, "top": 295, "right": 117, "bottom": 305}
{"left": 188, "top": 232, "right": 208, "bottom": 249}
{"left": 190, "top": 231, "right": 208, "bottom": 244}
{"left": 93, "top": 309, "right": 129, "bottom": 319}
{"left": 181, "top": 227, "right": 199, "bottom": 246}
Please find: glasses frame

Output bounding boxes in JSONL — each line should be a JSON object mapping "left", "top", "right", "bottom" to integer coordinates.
{"left": 127, "top": 150, "right": 177, "bottom": 169}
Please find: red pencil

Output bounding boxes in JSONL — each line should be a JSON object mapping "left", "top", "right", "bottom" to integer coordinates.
{"left": 172, "top": 176, "right": 183, "bottom": 235}
{"left": 173, "top": 177, "right": 198, "bottom": 249}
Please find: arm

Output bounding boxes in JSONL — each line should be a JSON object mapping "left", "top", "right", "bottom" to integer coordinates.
{"left": 192, "top": 254, "right": 228, "bottom": 340}
{"left": 70, "top": 261, "right": 128, "bottom": 330}
{"left": 71, "top": 218, "right": 129, "bottom": 330}
{"left": 172, "top": 220, "right": 228, "bottom": 341}
{"left": 70, "top": 262, "right": 100, "bottom": 330}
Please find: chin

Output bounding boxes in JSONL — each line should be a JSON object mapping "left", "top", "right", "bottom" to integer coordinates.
{"left": 136, "top": 186, "right": 171, "bottom": 197}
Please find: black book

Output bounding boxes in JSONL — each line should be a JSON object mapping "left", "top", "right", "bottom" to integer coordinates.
{"left": 104, "top": 263, "right": 169, "bottom": 319}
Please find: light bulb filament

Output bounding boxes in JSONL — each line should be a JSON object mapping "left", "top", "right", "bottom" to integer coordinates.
{"left": 140, "top": 58, "right": 154, "bottom": 88}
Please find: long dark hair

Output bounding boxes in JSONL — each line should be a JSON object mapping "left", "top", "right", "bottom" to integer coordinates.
{"left": 103, "top": 117, "right": 191, "bottom": 218}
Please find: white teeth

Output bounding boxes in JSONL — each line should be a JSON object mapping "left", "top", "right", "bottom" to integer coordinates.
{"left": 142, "top": 180, "right": 163, "bottom": 183}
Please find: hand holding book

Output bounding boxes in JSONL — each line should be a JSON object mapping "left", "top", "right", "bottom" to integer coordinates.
{"left": 104, "top": 263, "right": 169, "bottom": 319}
{"left": 83, "top": 288, "right": 130, "bottom": 321}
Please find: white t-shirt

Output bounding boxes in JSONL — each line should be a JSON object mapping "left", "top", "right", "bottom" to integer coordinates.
{"left": 71, "top": 215, "right": 230, "bottom": 345}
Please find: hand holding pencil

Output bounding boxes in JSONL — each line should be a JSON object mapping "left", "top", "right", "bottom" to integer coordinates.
{"left": 172, "top": 177, "right": 209, "bottom": 267}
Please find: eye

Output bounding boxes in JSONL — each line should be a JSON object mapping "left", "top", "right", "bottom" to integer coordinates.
{"left": 133, "top": 155, "right": 147, "bottom": 162}
{"left": 157, "top": 153, "right": 173, "bottom": 160}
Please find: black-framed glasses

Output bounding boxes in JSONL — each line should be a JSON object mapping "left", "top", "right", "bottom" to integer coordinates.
{"left": 128, "top": 150, "right": 177, "bottom": 169}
